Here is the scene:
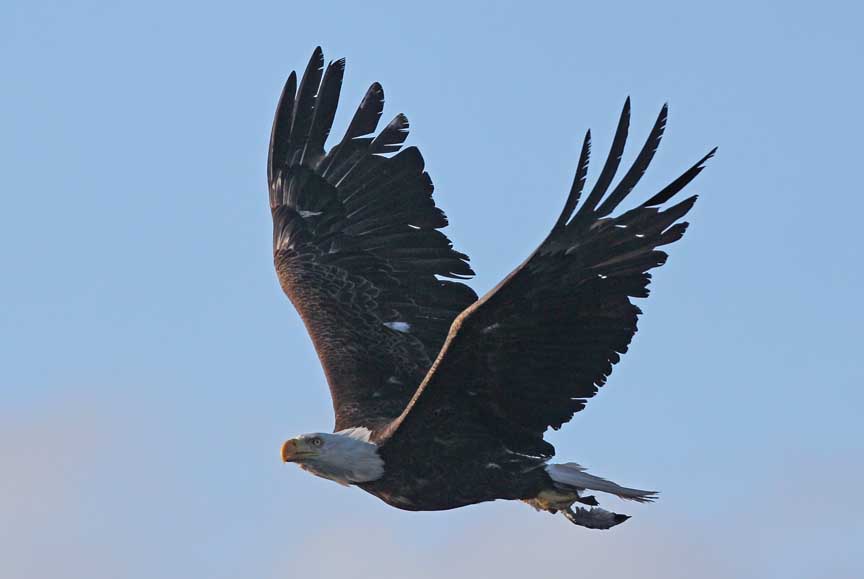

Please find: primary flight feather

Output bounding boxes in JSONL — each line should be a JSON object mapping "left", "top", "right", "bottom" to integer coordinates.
{"left": 270, "top": 47, "right": 714, "bottom": 529}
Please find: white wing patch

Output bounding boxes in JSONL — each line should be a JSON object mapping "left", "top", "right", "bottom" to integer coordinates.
{"left": 298, "top": 210, "right": 323, "bottom": 218}
{"left": 336, "top": 426, "right": 374, "bottom": 443}
{"left": 383, "top": 321, "right": 411, "bottom": 333}
{"left": 482, "top": 322, "right": 501, "bottom": 334}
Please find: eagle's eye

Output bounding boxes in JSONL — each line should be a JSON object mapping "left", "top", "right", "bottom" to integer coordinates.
{"left": 311, "top": 437, "right": 323, "bottom": 447}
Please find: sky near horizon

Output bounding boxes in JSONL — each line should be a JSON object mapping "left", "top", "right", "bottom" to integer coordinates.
{"left": 2, "top": 1, "right": 863, "bottom": 577}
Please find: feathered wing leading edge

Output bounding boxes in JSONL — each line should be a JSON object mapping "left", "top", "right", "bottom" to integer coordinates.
{"left": 269, "top": 48, "right": 477, "bottom": 431}
{"left": 381, "top": 98, "right": 714, "bottom": 477}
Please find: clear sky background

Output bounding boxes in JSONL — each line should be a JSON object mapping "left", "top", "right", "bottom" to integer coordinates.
{"left": 2, "top": 1, "right": 862, "bottom": 577}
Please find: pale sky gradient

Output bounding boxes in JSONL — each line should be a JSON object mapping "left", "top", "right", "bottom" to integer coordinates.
{"left": 2, "top": 1, "right": 863, "bottom": 578}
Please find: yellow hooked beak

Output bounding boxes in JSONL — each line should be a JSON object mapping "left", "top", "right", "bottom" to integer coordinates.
{"left": 281, "top": 438, "right": 315, "bottom": 462}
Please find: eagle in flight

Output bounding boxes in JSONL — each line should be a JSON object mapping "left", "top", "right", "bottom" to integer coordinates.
{"left": 271, "top": 48, "right": 713, "bottom": 529}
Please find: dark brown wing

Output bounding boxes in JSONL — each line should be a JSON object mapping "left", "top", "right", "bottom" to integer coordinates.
{"left": 269, "top": 48, "right": 476, "bottom": 431}
{"left": 383, "top": 100, "right": 714, "bottom": 458}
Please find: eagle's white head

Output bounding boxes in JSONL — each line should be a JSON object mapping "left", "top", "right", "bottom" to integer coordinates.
{"left": 280, "top": 427, "right": 384, "bottom": 486}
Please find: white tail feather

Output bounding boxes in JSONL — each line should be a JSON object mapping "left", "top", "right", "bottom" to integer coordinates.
{"left": 546, "top": 463, "right": 658, "bottom": 503}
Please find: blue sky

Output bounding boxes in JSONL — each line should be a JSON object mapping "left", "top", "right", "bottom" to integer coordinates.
{"left": 2, "top": 1, "right": 862, "bottom": 577}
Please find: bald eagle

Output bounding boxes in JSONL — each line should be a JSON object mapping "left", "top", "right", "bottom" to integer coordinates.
{"left": 271, "top": 48, "right": 713, "bottom": 529}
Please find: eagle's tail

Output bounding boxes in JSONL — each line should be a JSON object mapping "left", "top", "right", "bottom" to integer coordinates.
{"left": 546, "top": 463, "right": 658, "bottom": 503}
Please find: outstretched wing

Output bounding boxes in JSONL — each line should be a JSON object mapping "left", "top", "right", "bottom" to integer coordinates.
{"left": 384, "top": 100, "right": 714, "bottom": 458}
{"left": 269, "top": 48, "right": 477, "bottom": 431}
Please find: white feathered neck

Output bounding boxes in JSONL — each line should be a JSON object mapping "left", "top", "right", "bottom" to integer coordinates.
{"left": 297, "top": 428, "right": 384, "bottom": 486}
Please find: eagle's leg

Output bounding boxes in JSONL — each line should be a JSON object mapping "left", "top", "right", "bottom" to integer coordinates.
{"left": 562, "top": 506, "right": 630, "bottom": 530}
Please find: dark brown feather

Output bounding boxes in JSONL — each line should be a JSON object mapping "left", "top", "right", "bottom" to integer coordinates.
{"left": 384, "top": 104, "right": 714, "bottom": 461}
{"left": 268, "top": 50, "right": 477, "bottom": 431}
